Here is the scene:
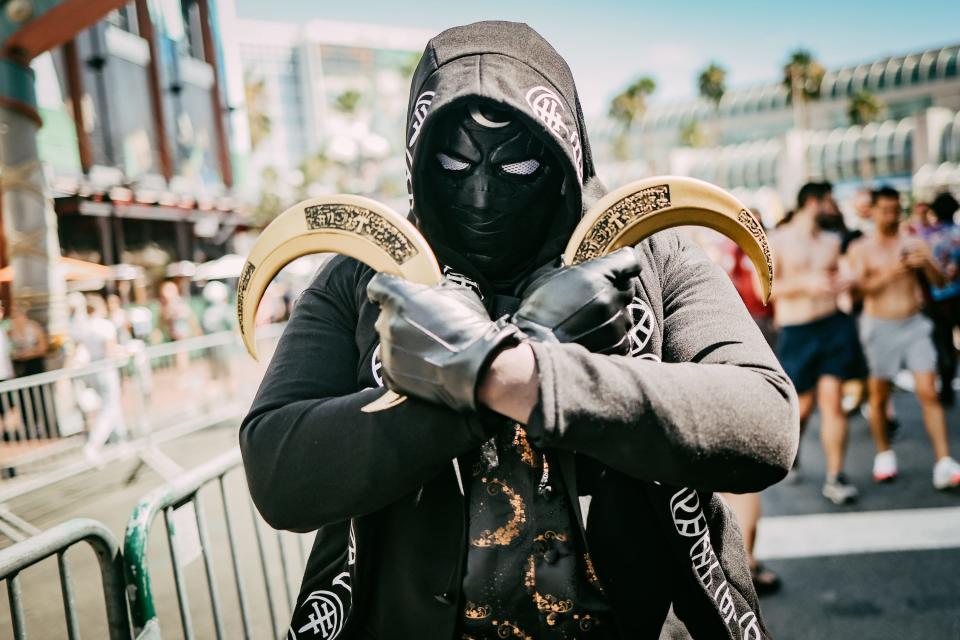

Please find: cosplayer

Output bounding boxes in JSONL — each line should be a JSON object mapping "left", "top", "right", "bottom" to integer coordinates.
{"left": 241, "top": 21, "right": 798, "bottom": 640}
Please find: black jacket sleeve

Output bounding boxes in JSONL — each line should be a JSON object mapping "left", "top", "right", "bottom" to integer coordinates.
{"left": 239, "top": 257, "right": 488, "bottom": 532}
{"left": 524, "top": 233, "right": 799, "bottom": 493}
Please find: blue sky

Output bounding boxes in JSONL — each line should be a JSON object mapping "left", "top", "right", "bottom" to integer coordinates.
{"left": 234, "top": 0, "right": 960, "bottom": 117}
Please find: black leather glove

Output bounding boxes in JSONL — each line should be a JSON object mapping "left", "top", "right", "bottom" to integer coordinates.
{"left": 367, "top": 274, "right": 522, "bottom": 412}
{"left": 512, "top": 247, "right": 641, "bottom": 354}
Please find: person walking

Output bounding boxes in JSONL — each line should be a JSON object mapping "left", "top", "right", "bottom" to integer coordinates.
{"left": 769, "top": 182, "right": 864, "bottom": 504}
{"left": 8, "top": 303, "right": 53, "bottom": 437}
{"left": 847, "top": 186, "right": 960, "bottom": 490}
{"left": 923, "top": 192, "right": 960, "bottom": 407}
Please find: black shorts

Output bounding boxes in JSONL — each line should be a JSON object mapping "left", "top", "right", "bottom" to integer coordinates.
{"left": 776, "top": 311, "right": 867, "bottom": 394}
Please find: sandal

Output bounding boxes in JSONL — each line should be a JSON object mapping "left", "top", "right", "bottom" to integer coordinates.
{"left": 750, "top": 563, "right": 781, "bottom": 596}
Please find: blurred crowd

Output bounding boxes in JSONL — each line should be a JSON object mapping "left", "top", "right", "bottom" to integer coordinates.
{"left": 0, "top": 277, "right": 297, "bottom": 454}
{"left": 0, "top": 278, "right": 296, "bottom": 384}
{"left": 701, "top": 182, "right": 960, "bottom": 596}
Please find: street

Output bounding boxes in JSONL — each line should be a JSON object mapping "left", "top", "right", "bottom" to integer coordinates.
{"left": 758, "top": 390, "right": 960, "bottom": 639}
{"left": 0, "top": 388, "right": 957, "bottom": 639}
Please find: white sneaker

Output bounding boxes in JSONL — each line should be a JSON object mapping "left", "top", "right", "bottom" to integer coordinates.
{"left": 933, "top": 457, "right": 960, "bottom": 490}
{"left": 822, "top": 474, "right": 859, "bottom": 505}
{"left": 873, "top": 450, "right": 898, "bottom": 483}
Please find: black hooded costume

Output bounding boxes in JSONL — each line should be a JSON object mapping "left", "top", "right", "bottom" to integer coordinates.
{"left": 241, "top": 21, "right": 798, "bottom": 640}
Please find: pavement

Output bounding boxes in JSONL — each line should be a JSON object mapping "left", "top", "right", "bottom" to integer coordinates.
{"left": 0, "top": 389, "right": 958, "bottom": 639}
{"left": 0, "top": 425, "right": 309, "bottom": 640}
{"left": 757, "top": 391, "right": 960, "bottom": 639}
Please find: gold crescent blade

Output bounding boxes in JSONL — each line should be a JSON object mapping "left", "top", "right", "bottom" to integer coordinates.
{"left": 563, "top": 176, "right": 773, "bottom": 303}
{"left": 237, "top": 194, "right": 442, "bottom": 360}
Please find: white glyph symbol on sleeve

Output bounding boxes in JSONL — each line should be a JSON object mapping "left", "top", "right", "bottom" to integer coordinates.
{"left": 371, "top": 345, "right": 383, "bottom": 387}
{"left": 626, "top": 297, "right": 654, "bottom": 356}
{"left": 348, "top": 521, "right": 357, "bottom": 566}
{"left": 670, "top": 487, "right": 707, "bottom": 538}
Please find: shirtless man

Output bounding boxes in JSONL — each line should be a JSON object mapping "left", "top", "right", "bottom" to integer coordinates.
{"left": 771, "top": 182, "right": 864, "bottom": 504}
{"left": 847, "top": 186, "right": 960, "bottom": 490}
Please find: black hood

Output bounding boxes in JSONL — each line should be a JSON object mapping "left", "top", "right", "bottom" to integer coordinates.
{"left": 403, "top": 21, "right": 605, "bottom": 292}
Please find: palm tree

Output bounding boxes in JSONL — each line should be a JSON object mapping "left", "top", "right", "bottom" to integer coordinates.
{"left": 608, "top": 76, "right": 656, "bottom": 160}
{"left": 848, "top": 90, "right": 884, "bottom": 126}
{"left": 697, "top": 62, "right": 726, "bottom": 145}
{"left": 698, "top": 62, "right": 727, "bottom": 108}
{"left": 334, "top": 89, "right": 362, "bottom": 115}
{"left": 244, "top": 75, "right": 272, "bottom": 150}
{"left": 782, "top": 48, "right": 825, "bottom": 130}
{"left": 848, "top": 90, "right": 885, "bottom": 181}
{"left": 679, "top": 121, "right": 707, "bottom": 148}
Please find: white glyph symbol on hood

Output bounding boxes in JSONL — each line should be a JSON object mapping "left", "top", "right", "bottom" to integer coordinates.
{"left": 525, "top": 85, "right": 583, "bottom": 184}
{"left": 526, "top": 86, "right": 569, "bottom": 137}
{"left": 406, "top": 91, "right": 435, "bottom": 209}
{"left": 408, "top": 91, "right": 436, "bottom": 147}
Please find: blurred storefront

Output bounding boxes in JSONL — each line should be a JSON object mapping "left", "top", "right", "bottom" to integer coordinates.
{"left": 234, "top": 18, "right": 431, "bottom": 212}
{"left": 30, "top": 0, "right": 248, "bottom": 288}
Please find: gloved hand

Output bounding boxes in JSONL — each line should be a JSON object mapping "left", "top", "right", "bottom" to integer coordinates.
{"left": 367, "top": 274, "right": 522, "bottom": 412}
{"left": 512, "top": 247, "right": 641, "bottom": 354}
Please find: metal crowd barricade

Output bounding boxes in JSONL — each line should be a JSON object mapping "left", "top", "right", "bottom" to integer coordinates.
{"left": 0, "top": 325, "right": 284, "bottom": 541}
{"left": 124, "top": 447, "right": 309, "bottom": 639}
{"left": 0, "top": 518, "right": 132, "bottom": 639}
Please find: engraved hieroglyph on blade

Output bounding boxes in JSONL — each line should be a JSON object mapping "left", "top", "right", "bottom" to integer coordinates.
{"left": 572, "top": 184, "right": 672, "bottom": 263}
{"left": 736, "top": 209, "right": 774, "bottom": 286}
{"left": 236, "top": 261, "right": 255, "bottom": 339}
{"left": 304, "top": 204, "right": 420, "bottom": 265}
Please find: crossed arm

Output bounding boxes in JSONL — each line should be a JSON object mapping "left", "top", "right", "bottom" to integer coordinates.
{"left": 241, "top": 236, "right": 799, "bottom": 532}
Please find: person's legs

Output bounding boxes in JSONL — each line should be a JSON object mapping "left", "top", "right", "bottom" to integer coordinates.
{"left": 928, "top": 300, "right": 958, "bottom": 406}
{"left": 867, "top": 377, "right": 893, "bottom": 453}
{"left": 797, "top": 390, "right": 815, "bottom": 438}
{"left": 912, "top": 370, "right": 950, "bottom": 461}
{"left": 818, "top": 375, "right": 859, "bottom": 504}
{"left": 816, "top": 376, "right": 847, "bottom": 477}
{"left": 722, "top": 491, "right": 780, "bottom": 594}
{"left": 724, "top": 492, "right": 759, "bottom": 556}
{"left": 868, "top": 377, "right": 899, "bottom": 482}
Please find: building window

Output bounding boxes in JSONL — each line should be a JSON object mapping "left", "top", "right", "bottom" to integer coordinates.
{"left": 893, "top": 62, "right": 904, "bottom": 87}
{"left": 939, "top": 49, "right": 958, "bottom": 78}
{"left": 180, "top": 0, "right": 206, "bottom": 60}
{"left": 939, "top": 121, "right": 953, "bottom": 163}
{"left": 910, "top": 61, "right": 921, "bottom": 84}
{"left": 105, "top": 6, "right": 139, "bottom": 35}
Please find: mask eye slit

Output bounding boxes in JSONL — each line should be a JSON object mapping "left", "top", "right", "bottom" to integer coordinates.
{"left": 437, "top": 152, "right": 471, "bottom": 171}
{"left": 501, "top": 159, "right": 541, "bottom": 176}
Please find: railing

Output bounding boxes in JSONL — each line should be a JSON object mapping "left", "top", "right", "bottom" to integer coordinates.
{"left": 0, "top": 324, "right": 284, "bottom": 539}
{"left": 0, "top": 446, "right": 310, "bottom": 638}
{"left": 0, "top": 518, "right": 132, "bottom": 639}
{"left": 124, "top": 447, "right": 308, "bottom": 639}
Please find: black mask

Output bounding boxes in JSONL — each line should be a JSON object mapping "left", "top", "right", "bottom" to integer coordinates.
{"left": 419, "top": 105, "right": 564, "bottom": 286}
